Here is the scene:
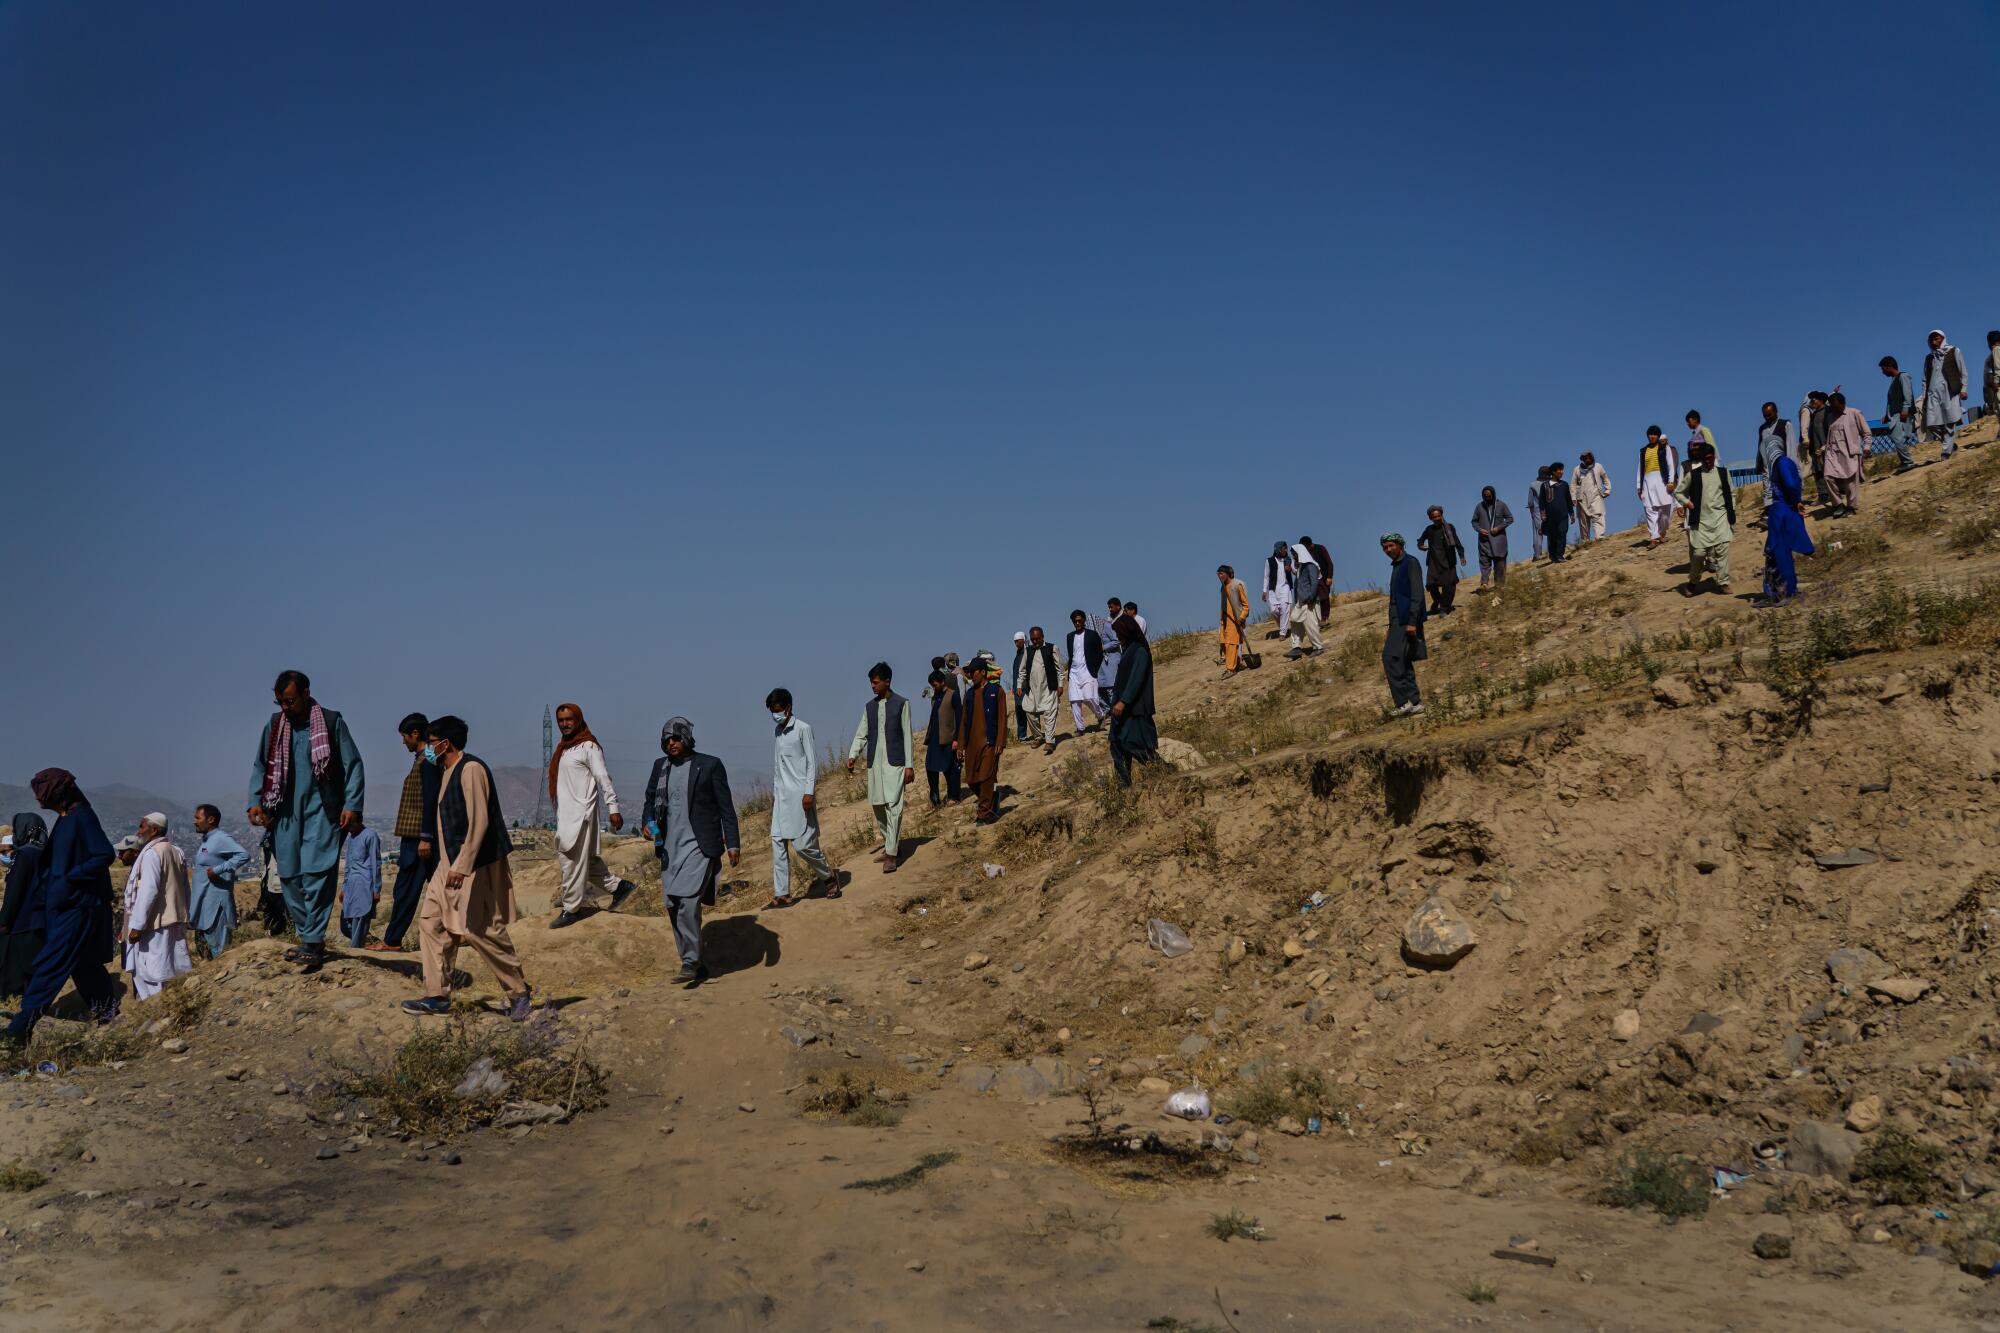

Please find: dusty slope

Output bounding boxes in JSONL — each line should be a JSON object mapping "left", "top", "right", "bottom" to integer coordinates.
{"left": 2, "top": 419, "right": 1999, "bottom": 1330}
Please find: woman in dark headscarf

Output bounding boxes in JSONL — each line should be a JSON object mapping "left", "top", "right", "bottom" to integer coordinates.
{"left": 1107, "top": 615, "right": 1158, "bottom": 787}
{"left": 5, "top": 770, "right": 121, "bottom": 1042}
{"left": 0, "top": 813, "right": 50, "bottom": 999}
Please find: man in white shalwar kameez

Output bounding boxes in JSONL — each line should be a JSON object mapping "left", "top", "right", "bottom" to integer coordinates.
{"left": 1261, "top": 542, "right": 1293, "bottom": 638}
{"left": 548, "top": 703, "right": 636, "bottom": 929}
{"left": 125, "top": 813, "right": 193, "bottom": 999}
{"left": 1064, "top": 610, "right": 1106, "bottom": 734}
{"left": 1636, "top": 425, "right": 1680, "bottom": 547}
{"left": 848, "top": 663, "right": 917, "bottom": 873}
{"left": 1015, "top": 626, "right": 1065, "bottom": 754}
{"left": 764, "top": 688, "right": 838, "bottom": 907}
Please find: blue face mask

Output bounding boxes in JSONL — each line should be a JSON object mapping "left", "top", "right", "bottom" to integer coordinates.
{"left": 771, "top": 711, "right": 788, "bottom": 724}
{"left": 0, "top": 853, "right": 11, "bottom": 868}
{"left": 422, "top": 745, "right": 439, "bottom": 764}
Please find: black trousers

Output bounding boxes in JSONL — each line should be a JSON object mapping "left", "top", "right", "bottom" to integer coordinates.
{"left": 383, "top": 835, "right": 430, "bottom": 946}
{"left": 1545, "top": 520, "right": 1569, "bottom": 563}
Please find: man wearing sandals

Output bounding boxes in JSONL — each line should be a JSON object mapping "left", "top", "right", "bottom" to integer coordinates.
{"left": 764, "top": 688, "right": 839, "bottom": 908}
{"left": 246, "top": 670, "right": 364, "bottom": 975}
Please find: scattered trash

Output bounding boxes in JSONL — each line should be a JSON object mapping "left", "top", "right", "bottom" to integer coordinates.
{"left": 1712, "top": 1167, "right": 1749, "bottom": 1191}
{"left": 36, "top": 1061, "right": 57, "bottom": 1076}
{"left": 915, "top": 907, "right": 927, "bottom": 916}
{"left": 1323, "top": 1212, "right": 1346, "bottom": 1222}
{"left": 451, "top": 1056, "right": 509, "bottom": 1101}
{"left": 1147, "top": 918, "right": 1193, "bottom": 958}
{"left": 1164, "top": 1086, "right": 1212, "bottom": 1120}
{"left": 1299, "top": 890, "right": 1329, "bottom": 913}
{"left": 1934, "top": 1209, "right": 1953, "bottom": 1220}
{"left": 1212, "top": 1113, "right": 1234, "bottom": 1126}
{"left": 1377, "top": 1159, "right": 1393, "bottom": 1167}
{"left": 981, "top": 863, "right": 1005, "bottom": 879}
{"left": 1307, "top": 1116, "right": 1323, "bottom": 1134}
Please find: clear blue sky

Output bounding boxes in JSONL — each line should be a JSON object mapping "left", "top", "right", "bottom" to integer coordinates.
{"left": 3, "top": 1, "right": 1996, "bottom": 807}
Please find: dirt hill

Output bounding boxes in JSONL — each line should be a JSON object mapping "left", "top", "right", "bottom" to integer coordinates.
{"left": 4, "top": 417, "right": 2000, "bottom": 1330}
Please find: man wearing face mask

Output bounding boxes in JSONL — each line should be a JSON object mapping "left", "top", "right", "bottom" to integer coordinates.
{"left": 642, "top": 717, "right": 740, "bottom": 985}
{"left": 246, "top": 669, "right": 364, "bottom": 975}
{"left": 764, "top": 688, "right": 839, "bottom": 909}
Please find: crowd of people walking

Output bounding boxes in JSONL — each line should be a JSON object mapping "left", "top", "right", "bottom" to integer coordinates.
{"left": 1, "top": 330, "right": 1989, "bottom": 1043}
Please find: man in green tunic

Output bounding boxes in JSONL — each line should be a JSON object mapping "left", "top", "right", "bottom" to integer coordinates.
{"left": 847, "top": 662, "right": 916, "bottom": 874}
{"left": 246, "top": 670, "right": 364, "bottom": 974}
{"left": 1671, "top": 440, "right": 1737, "bottom": 595}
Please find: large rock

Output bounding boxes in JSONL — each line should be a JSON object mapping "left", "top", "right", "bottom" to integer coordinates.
{"left": 1651, "top": 675, "right": 1696, "bottom": 708}
{"left": 1401, "top": 894, "right": 1477, "bottom": 969}
{"left": 1825, "top": 948, "right": 1893, "bottom": 986}
{"left": 1027, "top": 1056, "right": 1075, "bottom": 1092}
{"left": 956, "top": 1065, "right": 997, "bottom": 1094}
{"left": 1610, "top": 1009, "right": 1641, "bottom": 1042}
{"left": 1156, "top": 738, "right": 1208, "bottom": 771}
{"left": 1845, "top": 1095, "right": 1884, "bottom": 1133}
{"left": 1866, "top": 976, "right": 1932, "bottom": 1004}
{"left": 1788, "top": 1120, "right": 1862, "bottom": 1179}
{"left": 993, "top": 1064, "right": 1052, "bottom": 1099}
{"left": 1177, "top": 1034, "right": 1210, "bottom": 1059}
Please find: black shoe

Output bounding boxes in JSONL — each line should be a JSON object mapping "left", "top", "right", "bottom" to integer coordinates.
{"left": 297, "top": 944, "right": 325, "bottom": 975}
{"left": 676, "top": 963, "right": 709, "bottom": 987}
{"left": 608, "top": 879, "right": 637, "bottom": 912}
{"left": 549, "top": 909, "right": 583, "bottom": 930}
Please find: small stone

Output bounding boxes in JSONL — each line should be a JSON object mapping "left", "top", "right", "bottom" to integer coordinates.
{"left": 1611, "top": 1009, "right": 1641, "bottom": 1042}
{"left": 1651, "top": 675, "right": 1695, "bottom": 708}
{"left": 1876, "top": 673, "right": 1910, "bottom": 702}
{"left": 1139, "top": 1077, "right": 1172, "bottom": 1094}
{"left": 1825, "top": 947, "right": 1893, "bottom": 985}
{"left": 1281, "top": 938, "right": 1307, "bottom": 959}
{"left": 962, "top": 953, "right": 990, "bottom": 972}
{"left": 1224, "top": 937, "right": 1246, "bottom": 965}
{"left": 271, "top": 1083, "right": 289, "bottom": 1096}
{"left": 1844, "top": 1095, "right": 1884, "bottom": 1133}
{"left": 1010, "top": 963, "right": 1026, "bottom": 974}
{"left": 1401, "top": 893, "right": 1477, "bottom": 968}
{"left": 1961, "top": 1239, "right": 2000, "bottom": 1277}
{"left": 1866, "top": 977, "right": 1932, "bottom": 1004}
{"left": 891, "top": 1025, "right": 915, "bottom": 1036}
{"left": 1178, "top": 1034, "right": 1210, "bottom": 1059}
{"left": 780, "top": 1026, "right": 818, "bottom": 1049}
{"left": 1274, "top": 1115, "right": 1307, "bottom": 1136}
{"left": 1861, "top": 1227, "right": 1892, "bottom": 1245}
{"left": 1752, "top": 1233, "right": 1791, "bottom": 1260}
{"left": 1815, "top": 848, "right": 1881, "bottom": 870}
{"left": 1055, "top": 1027, "right": 1071, "bottom": 1042}
{"left": 904, "top": 1260, "right": 926, "bottom": 1273}
{"left": 738, "top": 1102, "right": 756, "bottom": 1113}
{"left": 316, "top": 1146, "right": 339, "bottom": 1161}
{"left": 1788, "top": 1120, "right": 1862, "bottom": 1179}
{"left": 442, "top": 1152, "right": 462, "bottom": 1166}
{"left": 160, "top": 1037, "right": 188, "bottom": 1054}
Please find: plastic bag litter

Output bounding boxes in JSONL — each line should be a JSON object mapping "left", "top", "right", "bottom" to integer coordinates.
{"left": 1164, "top": 1086, "right": 1211, "bottom": 1120}
{"left": 981, "top": 863, "right": 1005, "bottom": 878}
{"left": 1147, "top": 918, "right": 1192, "bottom": 958}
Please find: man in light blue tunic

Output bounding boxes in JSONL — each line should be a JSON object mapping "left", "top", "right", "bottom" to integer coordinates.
{"left": 764, "top": 688, "right": 838, "bottom": 908}
{"left": 190, "top": 803, "right": 250, "bottom": 956}
{"left": 245, "top": 669, "right": 364, "bottom": 974}
{"left": 1922, "top": 329, "right": 1970, "bottom": 458}
{"left": 642, "top": 717, "right": 739, "bottom": 986}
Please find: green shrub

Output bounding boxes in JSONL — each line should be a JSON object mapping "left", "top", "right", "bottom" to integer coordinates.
{"left": 1854, "top": 1128, "right": 1944, "bottom": 1205}
{"left": 1205, "top": 1210, "right": 1268, "bottom": 1242}
{"left": 312, "top": 1015, "right": 606, "bottom": 1136}
{"left": 0, "top": 1162, "right": 47, "bottom": 1193}
{"left": 1600, "top": 1147, "right": 1709, "bottom": 1221}
{"left": 1226, "top": 1067, "right": 1344, "bottom": 1128}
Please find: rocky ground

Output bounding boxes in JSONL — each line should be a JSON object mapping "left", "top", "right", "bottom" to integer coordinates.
{"left": 4, "top": 418, "right": 2000, "bottom": 1330}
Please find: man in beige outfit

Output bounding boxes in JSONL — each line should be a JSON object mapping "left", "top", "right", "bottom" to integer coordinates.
{"left": 402, "top": 715, "right": 532, "bottom": 1019}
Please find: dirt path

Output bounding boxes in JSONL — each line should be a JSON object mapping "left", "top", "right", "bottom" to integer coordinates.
{"left": 3, "top": 818, "right": 1986, "bottom": 1331}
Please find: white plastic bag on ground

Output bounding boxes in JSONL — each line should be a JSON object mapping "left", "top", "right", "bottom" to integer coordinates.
{"left": 1147, "top": 918, "right": 1192, "bottom": 958}
{"left": 1165, "top": 1086, "right": 1212, "bottom": 1120}
{"left": 982, "top": 863, "right": 1005, "bottom": 878}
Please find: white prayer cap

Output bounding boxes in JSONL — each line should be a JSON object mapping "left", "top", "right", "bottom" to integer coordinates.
{"left": 0, "top": 827, "right": 12, "bottom": 848}
{"left": 1012, "top": 630, "right": 1026, "bottom": 641}
{"left": 142, "top": 811, "right": 170, "bottom": 831}
{"left": 114, "top": 835, "right": 140, "bottom": 852}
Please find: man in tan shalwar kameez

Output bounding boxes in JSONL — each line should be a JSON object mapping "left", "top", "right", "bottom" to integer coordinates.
{"left": 401, "top": 715, "right": 532, "bottom": 1019}
{"left": 1217, "top": 564, "right": 1250, "bottom": 676}
{"left": 955, "top": 660, "right": 1009, "bottom": 824}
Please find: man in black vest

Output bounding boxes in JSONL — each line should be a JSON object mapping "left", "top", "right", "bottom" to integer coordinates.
{"left": 403, "top": 716, "right": 531, "bottom": 1018}
{"left": 642, "top": 717, "right": 740, "bottom": 984}
{"left": 846, "top": 664, "right": 916, "bottom": 873}
{"left": 1008, "top": 632, "right": 1032, "bottom": 741}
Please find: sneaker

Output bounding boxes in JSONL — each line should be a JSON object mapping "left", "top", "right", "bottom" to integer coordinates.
{"left": 549, "top": 909, "right": 583, "bottom": 930}
{"left": 1404, "top": 702, "right": 1425, "bottom": 716}
{"left": 1306, "top": 647, "right": 1324, "bottom": 657}
{"left": 608, "top": 879, "right": 637, "bottom": 912}
{"left": 1284, "top": 648, "right": 1304, "bottom": 660}
{"left": 504, "top": 987, "right": 535, "bottom": 1022}
{"left": 401, "top": 995, "right": 451, "bottom": 1016}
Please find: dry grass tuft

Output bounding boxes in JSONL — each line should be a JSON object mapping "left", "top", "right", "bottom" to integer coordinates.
{"left": 309, "top": 1014, "right": 606, "bottom": 1137}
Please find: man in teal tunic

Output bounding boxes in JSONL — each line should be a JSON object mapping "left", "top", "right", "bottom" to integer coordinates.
{"left": 246, "top": 669, "right": 364, "bottom": 973}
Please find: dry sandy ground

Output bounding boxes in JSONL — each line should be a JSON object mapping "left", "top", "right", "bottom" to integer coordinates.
{"left": 3, "top": 419, "right": 2000, "bottom": 1331}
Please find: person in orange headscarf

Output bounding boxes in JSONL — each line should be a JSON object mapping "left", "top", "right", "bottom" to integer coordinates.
{"left": 549, "top": 703, "right": 636, "bottom": 929}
